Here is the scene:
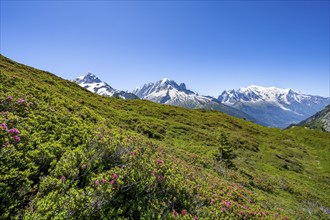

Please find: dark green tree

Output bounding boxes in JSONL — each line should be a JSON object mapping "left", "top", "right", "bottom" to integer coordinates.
{"left": 214, "top": 132, "right": 236, "bottom": 168}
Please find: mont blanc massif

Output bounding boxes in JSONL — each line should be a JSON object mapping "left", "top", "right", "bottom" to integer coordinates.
{"left": 75, "top": 73, "right": 330, "bottom": 128}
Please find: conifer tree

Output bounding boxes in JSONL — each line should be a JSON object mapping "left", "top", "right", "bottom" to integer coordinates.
{"left": 214, "top": 132, "right": 235, "bottom": 168}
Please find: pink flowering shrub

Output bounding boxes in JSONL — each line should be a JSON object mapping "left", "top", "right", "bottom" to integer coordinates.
{"left": 0, "top": 111, "right": 22, "bottom": 147}
{"left": 0, "top": 94, "right": 286, "bottom": 220}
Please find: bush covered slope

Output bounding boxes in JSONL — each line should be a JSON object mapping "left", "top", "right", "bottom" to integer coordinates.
{"left": 295, "top": 104, "right": 330, "bottom": 132}
{"left": 0, "top": 55, "right": 329, "bottom": 219}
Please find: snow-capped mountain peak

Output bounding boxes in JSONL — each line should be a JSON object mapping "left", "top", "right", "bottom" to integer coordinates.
{"left": 132, "top": 78, "right": 196, "bottom": 103}
{"left": 220, "top": 85, "right": 304, "bottom": 105}
{"left": 160, "top": 78, "right": 169, "bottom": 84}
{"left": 218, "top": 85, "right": 330, "bottom": 128}
{"left": 131, "top": 79, "right": 258, "bottom": 122}
{"left": 73, "top": 73, "right": 139, "bottom": 100}
{"left": 73, "top": 73, "right": 116, "bottom": 96}
{"left": 75, "top": 72, "right": 102, "bottom": 84}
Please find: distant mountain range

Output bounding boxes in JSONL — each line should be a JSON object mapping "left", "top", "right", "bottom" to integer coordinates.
{"left": 218, "top": 86, "right": 329, "bottom": 128}
{"left": 73, "top": 73, "right": 139, "bottom": 100}
{"left": 74, "top": 74, "right": 329, "bottom": 128}
{"left": 132, "top": 78, "right": 258, "bottom": 122}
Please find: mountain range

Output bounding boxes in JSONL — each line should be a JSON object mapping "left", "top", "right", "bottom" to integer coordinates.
{"left": 74, "top": 73, "right": 329, "bottom": 129}
{"left": 218, "top": 86, "right": 329, "bottom": 128}
{"left": 131, "top": 78, "right": 259, "bottom": 123}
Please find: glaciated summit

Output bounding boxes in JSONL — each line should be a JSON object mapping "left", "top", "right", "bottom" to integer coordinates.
{"left": 74, "top": 73, "right": 138, "bottom": 100}
{"left": 132, "top": 79, "right": 258, "bottom": 122}
{"left": 218, "top": 85, "right": 330, "bottom": 128}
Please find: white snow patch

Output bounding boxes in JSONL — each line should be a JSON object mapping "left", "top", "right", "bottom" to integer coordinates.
{"left": 161, "top": 78, "right": 169, "bottom": 84}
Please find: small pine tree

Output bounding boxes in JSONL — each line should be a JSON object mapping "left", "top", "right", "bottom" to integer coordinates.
{"left": 214, "top": 132, "right": 235, "bottom": 168}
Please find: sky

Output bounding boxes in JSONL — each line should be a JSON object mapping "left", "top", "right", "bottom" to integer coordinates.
{"left": 1, "top": 1, "right": 329, "bottom": 97}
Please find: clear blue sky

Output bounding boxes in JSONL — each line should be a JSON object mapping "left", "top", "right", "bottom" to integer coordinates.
{"left": 1, "top": 1, "right": 329, "bottom": 97}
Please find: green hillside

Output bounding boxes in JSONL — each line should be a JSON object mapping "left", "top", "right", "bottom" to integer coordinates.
{"left": 1, "top": 55, "right": 329, "bottom": 219}
{"left": 295, "top": 105, "right": 330, "bottom": 132}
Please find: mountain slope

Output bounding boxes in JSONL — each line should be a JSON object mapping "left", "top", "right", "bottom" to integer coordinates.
{"left": 133, "top": 78, "right": 261, "bottom": 123}
{"left": 218, "top": 85, "right": 330, "bottom": 128}
{"left": 295, "top": 104, "right": 330, "bottom": 132}
{"left": 1, "top": 55, "right": 329, "bottom": 219}
{"left": 74, "top": 73, "right": 139, "bottom": 99}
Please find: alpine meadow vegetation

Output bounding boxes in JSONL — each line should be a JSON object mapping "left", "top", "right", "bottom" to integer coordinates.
{"left": 0, "top": 55, "right": 329, "bottom": 219}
